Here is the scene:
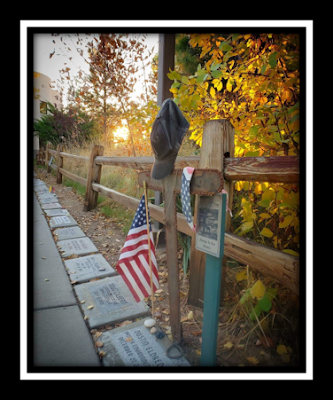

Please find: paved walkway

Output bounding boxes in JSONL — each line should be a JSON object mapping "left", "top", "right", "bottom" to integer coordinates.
{"left": 33, "top": 187, "right": 101, "bottom": 367}
{"left": 33, "top": 176, "right": 191, "bottom": 368}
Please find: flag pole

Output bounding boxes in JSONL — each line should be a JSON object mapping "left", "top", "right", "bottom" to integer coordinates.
{"left": 143, "top": 181, "right": 155, "bottom": 317}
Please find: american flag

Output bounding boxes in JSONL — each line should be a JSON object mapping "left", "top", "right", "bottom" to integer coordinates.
{"left": 116, "top": 195, "right": 159, "bottom": 302}
{"left": 181, "top": 167, "right": 196, "bottom": 232}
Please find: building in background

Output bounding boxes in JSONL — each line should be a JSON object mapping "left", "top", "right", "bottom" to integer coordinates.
{"left": 33, "top": 72, "right": 62, "bottom": 158}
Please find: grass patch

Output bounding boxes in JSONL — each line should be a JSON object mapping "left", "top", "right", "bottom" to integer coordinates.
{"left": 63, "top": 177, "right": 87, "bottom": 199}
{"left": 62, "top": 176, "right": 134, "bottom": 234}
{"left": 99, "top": 199, "right": 135, "bottom": 234}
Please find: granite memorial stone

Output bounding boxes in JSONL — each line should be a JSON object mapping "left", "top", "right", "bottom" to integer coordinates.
{"left": 53, "top": 226, "right": 86, "bottom": 240}
{"left": 97, "top": 318, "right": 191, "bottom": 367}
{"left": 74, "top": 276, "right": 149, "bottom": 328}
{"left": 44, "top": 208, "right": 70, "bottom": 217}
{"left": 57, "top": 237, "right": 98, "bottom": 257}
{"left": 39, "top": 195, "right": 59, "bottom": 204}
{"left": 41, "top": 202, "right": 62, "bottom": 210}
{"left": 64, "top": 254, "right": 116, "bottom": 283}
{"left": 49, "top": 215, "right": 78, "bottom": 229}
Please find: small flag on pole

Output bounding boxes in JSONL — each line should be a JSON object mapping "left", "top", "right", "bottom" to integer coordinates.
{"left": 116, "top": 195, "right": 159, "bottom": 302}
{"left": 181, "top": 167, "right": 196, "bottom": 232}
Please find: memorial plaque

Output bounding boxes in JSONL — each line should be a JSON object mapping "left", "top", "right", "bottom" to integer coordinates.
{"left": 53, "top": 226, "right": 86, "bottom": 240}
{"left": 34, "top": 186, "right": 48, "bottom": 193}
{"left": 57, "top": 237, "right": 98, "bottom": 257}
{"left": 49, "top": 215, "right": 78, "bottom": 229}
{"left": 64, "top": 254, "right": 116, "bottom": 283}
{"left": 74, "top": 276, "right": 149, "bottom": 328}
{"left": 38, "top": 192, "right": 57, "bottom": 199}
{"left": 34, "top": 179, "right": 45, "bottom": 186}
{"left": 41, "top": 202, "right": 62, "bottom": 210}
{"left": 44, "top": 208, "right": 70, "bottom": 217}
{"left": 98, "top": 318, "right": 191, "bottom": 367}
{"left": 39, "top": 195, "right": 59, "bottom": 204}
{"left": 195, "top": 194, "right": 223, "bottom": 258}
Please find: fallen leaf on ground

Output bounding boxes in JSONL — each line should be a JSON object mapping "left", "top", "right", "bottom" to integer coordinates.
{"left": 250, "top": 280, "right": 266, "bottom": 299}
{"left": 277, "top": 344, "right": 288, "bottom": 354}
{"left": 246, "top": 356, "right": 259, "bottom": 365}
{"left": 261, "top": 336, "right": 274, "bottom": 348}
{"left": 95, "top": 341, "right": 104, "bottom": 347}
{"left": 118, "top": 320, "right": 132, "bottom": 327}
{"left": 223, "top": 341, "right": 233, "bottom": 350}
{"left": 236, "top": 269, "right": 247, "bottom": 282}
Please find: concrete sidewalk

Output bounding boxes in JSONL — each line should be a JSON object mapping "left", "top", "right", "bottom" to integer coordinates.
{"left": 33, "top": 192, "right": 101, "bottom": 367}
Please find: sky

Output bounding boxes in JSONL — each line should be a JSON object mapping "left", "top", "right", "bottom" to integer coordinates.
{"left": 33, "top": 33, "right": 160, "bottom": 105}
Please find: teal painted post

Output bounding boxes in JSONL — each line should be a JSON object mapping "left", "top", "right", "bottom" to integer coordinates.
{"left": 200, "top": 193, "right": 227, "bottom": 366}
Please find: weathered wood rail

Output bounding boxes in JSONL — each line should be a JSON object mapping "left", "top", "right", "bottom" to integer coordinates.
{"left": 38, "top": 136, "right": 300, "bottom": 298}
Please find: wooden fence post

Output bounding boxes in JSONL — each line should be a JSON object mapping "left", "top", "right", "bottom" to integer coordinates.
{"left": 46, "top": 142, "right": 51, "bottom": 172}
{"left": 188, "top": 120, "right": 234, "bottom": 308}
{"left": 56, "top": 144, "right": 63, "bottom": 184}
{"left": 84, "top": 145, "right": 104, "bottom": 211}
{"left": 163, "top": 173, "right": 182, "bottom": 343}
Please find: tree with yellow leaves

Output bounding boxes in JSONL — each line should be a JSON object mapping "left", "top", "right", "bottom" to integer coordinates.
{"left": 168, "top": 32, "right": 300, "bottom": 255}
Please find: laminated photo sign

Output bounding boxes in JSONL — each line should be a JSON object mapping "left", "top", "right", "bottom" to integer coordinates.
{"left": 195, "top": 194, "right": 222, "bottom": 258}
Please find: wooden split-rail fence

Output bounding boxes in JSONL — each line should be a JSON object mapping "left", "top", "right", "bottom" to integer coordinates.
{"left": 36, "top": 120, "right": 300, "bottom": 342}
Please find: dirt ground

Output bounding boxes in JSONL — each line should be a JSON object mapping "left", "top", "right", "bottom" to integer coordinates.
{"left": 34, "top": 167, "right": 302, "bottom": 370}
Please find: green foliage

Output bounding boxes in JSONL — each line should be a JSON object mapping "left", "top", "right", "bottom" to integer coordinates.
{"left": 232, "top": 182, "right": 299, "bottom": 254}
{"left": 237, "top": 270, "right": 277, "bottom": 321}
{"left": 168, "top": 33, "right": 300, "bottom": 254}
{"left": 34, "top": 102, "right": 101, "bottom": 147}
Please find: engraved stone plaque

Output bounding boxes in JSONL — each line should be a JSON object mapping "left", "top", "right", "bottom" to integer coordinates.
{"left": 41, "top": 202, "right": 62, "bottom": 210}
{"left": 44, "top": 208, "right": 70, "bottom": 217}
{"left": 97, "top": 318, "right": 191, "bottom": 367}
{"left": 57, "top": 237, "right": 98, "bottom": 257}
{"left": 49, "top": 215, "right": 78, "bottom": 229}
{"left": 53, "top": 226, "right": 86, "bottom": 240}
{"left": 64, "top": 254, "right": 116, "bottom": 283}
{"left": 74, "top": 276, "right": 149, "bottom": 328}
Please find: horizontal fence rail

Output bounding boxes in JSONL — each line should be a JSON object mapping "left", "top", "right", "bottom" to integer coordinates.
{"left": 40, "top": 141, "right": 300, "bottom": 295}
{"left": 44, "top": 150, "right": 300, "bottom": 184}
{"left": 94, "top": 155, "right": 299, "bottom": 184}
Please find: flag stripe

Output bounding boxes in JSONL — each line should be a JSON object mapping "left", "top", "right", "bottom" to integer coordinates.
{"left": 125, "top": 259, "right": 149, "bottom": 300}
{"left": 120, "top": 258, "right": 150, "bottom": 299}
{"left": 118, "top": 251, "right": 158, "bottom": 283}
{"left": 138, "top": 254, "right": 159, "bottom": 289}
{"left": 116, "top": 194, "right": 159, "bottom": 302}
{"left": 117, "top": 262, "right": 143, "bottom": 302}
{"left": 119, "top": 250, "right": 158, "bottom": 282}
{"left": 119, "top": 244, "right": 157, "bottom": 266}
{"left": 130, "top": 258, "right": 152, "bottom": 295}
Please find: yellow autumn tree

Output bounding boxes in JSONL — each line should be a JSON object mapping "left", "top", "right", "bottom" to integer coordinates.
{"left": 168, "top": 32, "right": 300, "bottom": 255}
